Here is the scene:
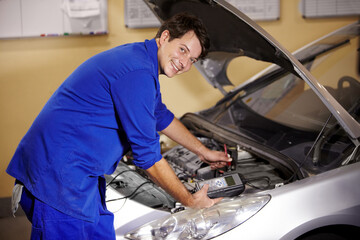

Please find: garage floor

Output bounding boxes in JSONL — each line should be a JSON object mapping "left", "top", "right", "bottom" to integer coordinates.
{"left": 0, "top": 198, "right": 31, "bottom": 240}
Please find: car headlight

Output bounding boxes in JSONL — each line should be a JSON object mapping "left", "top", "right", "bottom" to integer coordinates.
{"left": 125, "top": 194, "right": 270, "bottom": 239}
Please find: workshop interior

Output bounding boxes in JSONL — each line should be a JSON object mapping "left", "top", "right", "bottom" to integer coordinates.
{"left": 1, "top": 1, "right": 359, "bottom": 240}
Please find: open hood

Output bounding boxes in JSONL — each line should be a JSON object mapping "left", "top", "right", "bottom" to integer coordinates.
{"left": 144, "top": 0, "right": 360, "bottom": 140}
{"left": 145, "top": 0, "right": 295, "bottom": 90}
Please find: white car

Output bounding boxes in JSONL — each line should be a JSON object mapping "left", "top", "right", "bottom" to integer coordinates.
{"left": 105, "top": 0, "right": 360, "bottom": 239}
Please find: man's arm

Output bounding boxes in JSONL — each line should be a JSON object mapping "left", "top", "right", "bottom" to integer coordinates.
{"left": 145, "top": 157, "right": 221, "bottom": 208}
{"left": 161, "top": 117, "right": 231, "bottom": 169}
{"left": 148, "top": 117, "right": 231, "bottom": 208}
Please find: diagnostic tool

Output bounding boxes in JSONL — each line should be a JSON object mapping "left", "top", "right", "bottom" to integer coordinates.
{"left": 195, "top": 173, "right": 245, "bottom": 198}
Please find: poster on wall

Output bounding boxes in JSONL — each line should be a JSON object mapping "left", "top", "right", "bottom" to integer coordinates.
{"left": 124, "top": 0, "right": 280, "bottom": 29}
{"left": 124, "top": 0, "right": 160, "bottom": 28}
{"left": 226, "top": 0, "right": 280, "bottom": 21}
{"left": 301, "top": 0, "right": 360, "bottom": 18}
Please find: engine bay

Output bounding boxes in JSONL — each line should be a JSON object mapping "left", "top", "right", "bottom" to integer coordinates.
{"left": 105, "top": 137, "right": 287, "bottom": 211}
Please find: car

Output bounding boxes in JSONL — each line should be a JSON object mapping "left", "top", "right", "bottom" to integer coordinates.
{"left": 105, "top": 0, "right": 360, "bottom": 239}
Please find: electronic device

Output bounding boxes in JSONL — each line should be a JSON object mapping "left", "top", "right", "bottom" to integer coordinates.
{"left": 195, "top": 173, "right": 245, "bottom": 198}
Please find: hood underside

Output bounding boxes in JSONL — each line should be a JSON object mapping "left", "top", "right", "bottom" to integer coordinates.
{"left": 144, "top": 0, "right": 360, "bottom": 140}
{"left": 146, "top": 0, "right": 293, "bottom": 72}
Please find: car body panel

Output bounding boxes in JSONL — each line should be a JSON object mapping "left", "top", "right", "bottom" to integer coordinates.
{"left": 106, "top": 188, "right": 170, "bottom": 239}
{"left": 216, "top": 162, "right": 360, "bottom": 240}
{"left": 108, "top": 160, "right": 360, "bottom": 239}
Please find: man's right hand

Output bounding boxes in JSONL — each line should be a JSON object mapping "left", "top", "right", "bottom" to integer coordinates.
{"left": 146, "top": 158, "right": 222, "bottom": 209}
{"left": 190, "top": 184, "right": 223, "bottom": 209}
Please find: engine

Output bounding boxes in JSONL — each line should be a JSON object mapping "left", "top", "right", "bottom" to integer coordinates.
{"left": 106, "top": 137, "right": 286, "bottom": 211}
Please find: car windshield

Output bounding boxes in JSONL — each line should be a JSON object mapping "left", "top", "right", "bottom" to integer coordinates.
{"left": 199, "top": 35, "right": 359, "bottom": 171}
{"left": 241, "top": 37, "right": 359, "bottom": 132}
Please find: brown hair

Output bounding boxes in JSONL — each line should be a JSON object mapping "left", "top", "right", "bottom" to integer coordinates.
{"left": 155, "top": 12, "right": 210, "bottom": 59}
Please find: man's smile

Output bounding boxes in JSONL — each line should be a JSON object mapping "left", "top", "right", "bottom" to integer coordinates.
{"left": 171, "top": 60, "right": 181, "bottom": 72}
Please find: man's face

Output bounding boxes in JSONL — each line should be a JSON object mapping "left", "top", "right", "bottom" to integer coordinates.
{"left": 157, "top": 30, "right": 202, "bottom": 78}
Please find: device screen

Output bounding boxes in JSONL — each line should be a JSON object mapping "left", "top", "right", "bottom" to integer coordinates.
{"left": 224, "top": 176, "right": 235, "bottom": 186}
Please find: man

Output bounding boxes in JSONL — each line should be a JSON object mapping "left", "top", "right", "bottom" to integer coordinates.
{"left": 7, "top": 13, "right": 231, "bottom": 239}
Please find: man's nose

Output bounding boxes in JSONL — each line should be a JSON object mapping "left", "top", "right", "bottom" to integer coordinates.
{"left": 179, "top": 55, "right": 191, "bottom": 70}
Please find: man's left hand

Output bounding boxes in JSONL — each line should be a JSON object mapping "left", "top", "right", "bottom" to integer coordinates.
{"left": 199, "top": 149, "right": 232, "bottom": 170}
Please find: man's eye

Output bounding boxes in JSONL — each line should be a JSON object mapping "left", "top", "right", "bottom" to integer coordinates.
{"left": 180, "top": 47, "right": 186, "bottom": 53}
{"left": 190, "top": 58, "right": 197, "bottom": 64}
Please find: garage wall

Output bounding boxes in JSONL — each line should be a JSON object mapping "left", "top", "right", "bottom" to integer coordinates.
{"left": 0, "top": 0, "right": 358, "bottom": 198}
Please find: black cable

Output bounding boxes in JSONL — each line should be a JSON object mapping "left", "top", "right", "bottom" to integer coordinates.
{"left": 243, "top": 176, "right": 271, "bottom": 190}
{"left": 106, "top": 181, "right": 153, "bottom": 202}
{"left": 106, "top": 169, "right": 137, "bottom": 187}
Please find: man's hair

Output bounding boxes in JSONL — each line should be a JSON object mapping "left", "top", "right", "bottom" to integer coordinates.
{"left": 155, "top": 12, "right": 210, "bottom": 59}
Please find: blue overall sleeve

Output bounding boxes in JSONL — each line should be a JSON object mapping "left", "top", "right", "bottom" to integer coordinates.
{"left": 110, "top": 70, "right": 173, "bottom": 169}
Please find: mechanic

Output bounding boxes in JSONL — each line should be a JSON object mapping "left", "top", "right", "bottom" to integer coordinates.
{"left": 7, "top": 12, "right": 231, "bottom": 239}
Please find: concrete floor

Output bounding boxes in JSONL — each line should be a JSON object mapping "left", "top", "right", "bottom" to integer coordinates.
{"left": 0, "top": 216, "right": 31, "bottom": 240}
{"left": 0, "top": 198, "right": 31, "bottom": 240}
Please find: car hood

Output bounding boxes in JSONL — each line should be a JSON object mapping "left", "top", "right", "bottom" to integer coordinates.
{"left": 144, "top": 0, "right": 360, "bottom": 140}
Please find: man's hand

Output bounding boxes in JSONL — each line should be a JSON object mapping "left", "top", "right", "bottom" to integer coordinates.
{"left": 161, "top": 118, "right": 232, "bottom": 170}
{"left": 191, "top": 184, "right": 223, "bottom": 209}
{"left": 199, "top": 148, "right": 232, "bottom": 170}
{"left": 146, "top": 158, "right": 221, "bottom": 209}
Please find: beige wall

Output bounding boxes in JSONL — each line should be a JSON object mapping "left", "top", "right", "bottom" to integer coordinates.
{"left": 0, "top": 0, "right": 358, "bottom": 198}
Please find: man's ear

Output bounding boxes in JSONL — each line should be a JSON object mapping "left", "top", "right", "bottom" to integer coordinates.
{"left": 159, "top": 30, "right": 170, "bottom": 45}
